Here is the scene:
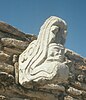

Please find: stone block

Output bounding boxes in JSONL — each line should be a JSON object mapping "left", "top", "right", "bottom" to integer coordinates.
{"left": 0, "top": 62, "right": 14, "bottom": 74}
{"left": 4, "top": 47, "right": 22, "bottom": 55}
{"left": 0, "top": 51, "right": 10, "bottom": 62}
{"left": 1, "top": 38, "right": 29, "bottom": 50}
{"left": 64, "top": 96, "right": 78, "bottom": 100}
{"left": 67, "top": 87, "right": 82, "bottom": 96}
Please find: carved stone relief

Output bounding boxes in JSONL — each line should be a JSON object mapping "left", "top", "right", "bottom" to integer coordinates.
{"left": 19, "top": 16, "right": 69, "bottom": 88}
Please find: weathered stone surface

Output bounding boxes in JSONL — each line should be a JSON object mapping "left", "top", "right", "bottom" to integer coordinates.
{"left": 19, "top": 16, "right": 69, "bottom": 88}
{"left": 1, "top": 38, "right": 29, "bottom": 50}
{"left": 0, "top": 95, "right": 9, "bottom": 100}
{"left": 10, "top": 98, "right": 27, "bottom": 100}
{"left": 0, "top": 21, "right": 36, "bottom": 41}
{"left": 0, "top": 22, "right": 25, "bottom": 36}
{"left": 77, "top": 74, "right": 84, "bottom": 82}
{"left": 67, "top": 87, "right": 82, "bottom": 96}
{"left": 0, "top": 51, "right": 10, "bottom": 62}
{"left": 0, "top": 43, "right": 3, "bottom": 50}
{"left": 65, "top": 49, "right": 84, "bottom": 64}
{"left": 64, "top": 96, "right": 78, "bottom": 100}
{"left": 0, "top": 63, "right": 14, "bottom": 74}
{"left": 12, "top": 55, "right": 18, "bottom": 64}
{"left": 71, "top": 81, "right": 86, "bottom": 91}
{"left": 14, "top": 62, "right": 19, "bottom": 84}
{"left": 0, "top": 17, "right": 86, "bottom": 100}
{"left": 39, "top": 84, "right": 65, "bottom": 92}
{"left": 0, "top": 72, "right": 14, "bottom": 87}
{"left": 0, "top": 31, "right": 9, "bottom": 38}
{"left": 0, "top": 46, "right": 2, "bottom": 51}
{"left": 0, "top": 21, "right": 37, "bottom": 43}
{"left": 4, "top": 47, "right": 22, "bottom": 55}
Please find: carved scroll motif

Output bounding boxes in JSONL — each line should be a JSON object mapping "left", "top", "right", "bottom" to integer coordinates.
{"left": 19, "top": 16, "right": 69, "bottom": 87}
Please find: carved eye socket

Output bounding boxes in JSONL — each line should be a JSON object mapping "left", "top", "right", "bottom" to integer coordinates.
{"left": 51, "top": 26, "right": 59, "bottom": 34}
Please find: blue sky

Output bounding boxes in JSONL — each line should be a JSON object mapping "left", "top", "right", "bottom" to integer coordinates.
{"left": 0, "top": 0, "right": 86, "bottom": 57}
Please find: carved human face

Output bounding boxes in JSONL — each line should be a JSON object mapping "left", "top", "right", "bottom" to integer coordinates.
{"left": 51, "top": 25, "right": 59, "bottom": 34}
{"left": 48, "top": 25, "right": 59, "bottom": 44}
{"left": 50, "top": 24, "right": 67, "bottom": 45}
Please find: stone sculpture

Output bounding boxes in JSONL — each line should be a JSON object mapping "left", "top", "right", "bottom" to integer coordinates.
{"left": 0, "top": 20, "right": 86, "bottom": 100}
{"left": 19, "top": 16, "right": 69, "bottom": 88}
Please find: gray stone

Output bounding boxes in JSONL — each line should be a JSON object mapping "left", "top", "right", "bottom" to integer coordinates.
{"left": 1, "top": 38, "right": 29, "bottom": 50}
{"left": 64, "top": 96, "right": 78, "bottom": 100}
{"left": 0, "top": 51, "right": 10, "bottom": 62}
{"left": 14, "top": 62, "right": 19, "bottom": 84}
{"left": 12, "top": 55, "right": 18, "bottom": 64}
{"left": 0, "top": 22, "right": 37, "bottom": 41}
{"left": 39, "top": 84, "right": 65, "bottom": 92}
{"left": 71, "top": 81, "right": 86, "bottom": 91}
{"left": 10, "top": 98, "right": 30, "bottom": 100}
{"left": 65, "top": 49, "right": 84, "bottom": 64}
{"left": 0, "top": 95, "right": 9, "bottom": 100}
{"left": 0, "top": 62, "right": 14, "bottom": 74}
{"left": 0, "top": 22, "right": 27, "bottom": 40}
{"left": 77, "top": 74, "right": 84, "bottom": 82}
{"left": 4, "top": 47, "right": 22, "bottom": 55}
{"left": 67, "top": 87, "right": 82, "bottom": 96}
{"left": 0, "top": 42, "right": 3, "bottom": 50}
{"left": 0, "top": 72, "right": 14, "bottom": 86}
{"left": 0, "top": 45, "right": 2, "bottom": 50}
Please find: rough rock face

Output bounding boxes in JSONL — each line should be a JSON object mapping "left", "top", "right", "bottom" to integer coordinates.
{"left": 0, "top": 22, "right": 86, "bottom": 100}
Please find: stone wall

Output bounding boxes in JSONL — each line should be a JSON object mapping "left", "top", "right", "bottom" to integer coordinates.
{"left": 0, "top": 22, "right": 86, "bottom": 100}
